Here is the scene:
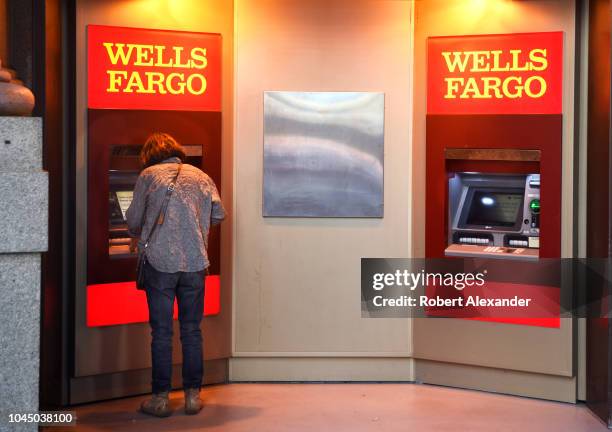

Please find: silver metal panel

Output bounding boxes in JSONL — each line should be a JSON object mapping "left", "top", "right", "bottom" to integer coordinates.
{"left": 263, "top": 91, "right": 384, "bottom": 217}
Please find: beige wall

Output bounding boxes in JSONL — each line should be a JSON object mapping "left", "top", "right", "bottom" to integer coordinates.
{"left": 74, "top": 0, "right": 234, "bottom": 375}
{"left": 71, "top": 0, "right": 582, "bottom": 399}
{"left": 411, "top": 0, "right": 578, "bottom": 402}
{"left": 231, "top": 0, "right": 414, "bottom": 378}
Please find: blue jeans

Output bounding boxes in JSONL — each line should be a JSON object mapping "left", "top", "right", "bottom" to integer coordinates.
{"left": 144, "top": 261, "right": 206, "bottom": 393}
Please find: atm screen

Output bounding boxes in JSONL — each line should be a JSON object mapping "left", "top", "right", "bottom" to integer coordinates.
{"left": 109, "top": 192, "right": 124, "bottom": 225}
{"left": 108, "top": 169, "right": 139, "bottom": 258}
{"left": 115, "top": 191, "right": 133, "bottom": 220}
{"left": 108, "top": 173, "right": 138, "bottom": 224}
{"left": 466, "top": 191, "right": 523, "bottom": 227}
{"left": 458, "top": 187, "right": 524, "bottom": 230}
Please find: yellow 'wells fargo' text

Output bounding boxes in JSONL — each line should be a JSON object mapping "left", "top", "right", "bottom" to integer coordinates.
{"left": 103, "top": 42, "right": 208, "bottom": 95}
{"left": 441, "top": 49, "right": 549, "bottom": 99}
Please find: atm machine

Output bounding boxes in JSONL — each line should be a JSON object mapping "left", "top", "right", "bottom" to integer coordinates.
{"left": 445, "top": 173, "right": 540, "bottom": 260}
{"left": 87, "top": 120, "right": 220, "bottom": 286}
{"left": 107, "top": 144, "right": 206, "bottom": 257}
{"left": 415, "top": 30, "right": 571, "bottom": 403}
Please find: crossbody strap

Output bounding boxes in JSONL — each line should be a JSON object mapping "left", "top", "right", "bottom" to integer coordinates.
{"left": 143, "top": 163, "right": 182, "bottom": 249}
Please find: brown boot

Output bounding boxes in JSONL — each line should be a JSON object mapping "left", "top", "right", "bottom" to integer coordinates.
{"left": 184, "top": 388, "right": 203, "bottom": 415}
{"left": 140, "top": 391, "right": 171, "bottom": 417}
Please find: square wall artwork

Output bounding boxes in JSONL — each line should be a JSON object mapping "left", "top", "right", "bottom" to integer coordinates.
{"left": 263, "top": 91, "right": 385, "bottom": 217}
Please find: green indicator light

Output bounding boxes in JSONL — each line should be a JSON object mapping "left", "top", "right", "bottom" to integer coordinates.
{"left": 530, "top": 199, "right": 540, "bottom": 213}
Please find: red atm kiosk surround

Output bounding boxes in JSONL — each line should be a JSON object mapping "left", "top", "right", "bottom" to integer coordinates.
{"left": 425, "top": 117, "right": 561, "bottom": 328}
{"left": 86, "top": 109, "right": 222, "bottom": 327}
{"left": 426, "top": 116, "right": 561, "bottom": 261}
{"left": 425, "top": 32, "right": 564, "bottom": 328}
{"left": 84, "top": 25, "right": 224, "bottom": 326}
{"left": 70, "top": 26, "right": 227, "bottom": 402}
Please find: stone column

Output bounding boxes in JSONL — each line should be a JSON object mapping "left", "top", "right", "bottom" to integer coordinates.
{"left": 0, "top": 117, "right": 47, "bottom": 432}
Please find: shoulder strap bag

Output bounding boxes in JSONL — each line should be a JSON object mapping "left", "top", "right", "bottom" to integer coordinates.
{"left": 136, "top": 163, "right": 183, "bottom": 290}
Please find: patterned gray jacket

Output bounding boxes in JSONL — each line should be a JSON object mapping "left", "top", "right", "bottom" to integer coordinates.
{"left": 126, "top": 157, "right": 225, "bottom": 273}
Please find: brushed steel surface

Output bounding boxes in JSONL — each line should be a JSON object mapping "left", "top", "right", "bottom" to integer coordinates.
{"left": 263, "top": 91, "right": 384, "bottom": 217}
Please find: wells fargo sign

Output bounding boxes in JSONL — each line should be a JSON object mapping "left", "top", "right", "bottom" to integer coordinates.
{"left": 427, "top": 32, "right": 563, "bottom": 115}
{"left": 87, "top": 25, "right": 221, "bottom": 111}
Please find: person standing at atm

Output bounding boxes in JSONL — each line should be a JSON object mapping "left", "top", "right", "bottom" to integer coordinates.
{"left": 126, "top": 132, "right": 225, "bottom": 417}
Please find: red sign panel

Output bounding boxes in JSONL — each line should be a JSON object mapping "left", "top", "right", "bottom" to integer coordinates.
{"left": 87, "top": 25, "right": 221, "bottom": 111}
{"left": 427, "top": 32, "right": 563, "bottom": 115}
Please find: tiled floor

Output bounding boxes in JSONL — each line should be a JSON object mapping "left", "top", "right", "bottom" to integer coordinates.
{"left": 48, "top": 383, "right": 608, "bottom": 432}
